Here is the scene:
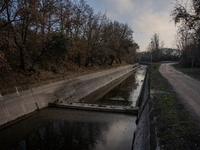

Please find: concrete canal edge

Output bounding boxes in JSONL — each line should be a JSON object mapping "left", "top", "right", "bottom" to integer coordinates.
{"left": 49, "top": 102, "right": 139, "bottom": 114}
{"left": 132, "top": 66, "right": 159, "bottom": 150}
{"left": 0, "top": 64, "right": 139, "bottom": 129}
{"left": 132, "top": 67, "right": 151, "bottom": 150}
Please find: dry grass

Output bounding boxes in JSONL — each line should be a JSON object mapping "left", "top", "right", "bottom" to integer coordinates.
{"left": 173, "top": 63, "right": 200, "bottom": 81}
{"left": 150, "top": 63, "right": 200, "bottom": 150}
{"left": 0, "top": 61, "right": 128, "bottom": 94}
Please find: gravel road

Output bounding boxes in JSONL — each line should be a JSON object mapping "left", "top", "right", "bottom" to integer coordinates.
{"left": 159, "top": 63, "right": 200, "bottom": 123}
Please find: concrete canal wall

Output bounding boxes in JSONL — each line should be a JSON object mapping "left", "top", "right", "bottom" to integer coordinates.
{"left": 0, "top": 64, "right": 139, "bottom": 127}
{"left": 132, "top": 71, "right": 151, "bottom": 150}
{"left": 133, "top": 67, "right": 158, "bottom": 150}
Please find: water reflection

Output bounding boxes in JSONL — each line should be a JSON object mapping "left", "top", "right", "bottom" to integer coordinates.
{"left": 80, "top": 65, "right": 147, "bottom": 106}
{"left": 130, "top": 65, "right": 147, "bottom": 106}
{"left": 11, "top": 121, "right": 107, "bottom": 150}
{"left": 97, "top": 72, "right": 138, "bottom": 106}
{"left": 0, "top": 108, "right": 136, "bottom": 150}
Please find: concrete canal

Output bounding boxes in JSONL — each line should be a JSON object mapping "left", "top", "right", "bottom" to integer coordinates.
{"left": 79, "top": 65, "right": 147, "bottom": 107}
{"left": 0, "top": 108, "right": 136, "bottom": 150}
{"left": 0, "top": 65, "right": 147, "bottom": 150}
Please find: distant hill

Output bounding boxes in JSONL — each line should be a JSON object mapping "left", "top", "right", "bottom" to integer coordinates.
{"left": 160, "top": 48, "right": 181, "bottom": 57}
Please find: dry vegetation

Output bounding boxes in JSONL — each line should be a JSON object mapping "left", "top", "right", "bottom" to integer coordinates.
{"left": 0, "top": 0, "right": 139, "bottom": 90}
{"left": 0, "top": 59, "right": 129, "bottom": 91}
{"left": 150, "top": 63, "right": 200, "bottom": 150}
{"left": 172, "top": 0, "right": 200, "bottom": 67}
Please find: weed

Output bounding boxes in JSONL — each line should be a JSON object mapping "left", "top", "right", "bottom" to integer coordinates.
{"left": 173, "top": 63, "right": 200, "bottom": 80}
{"left": 150, "top": 63, "right": 200, "bottom": 150}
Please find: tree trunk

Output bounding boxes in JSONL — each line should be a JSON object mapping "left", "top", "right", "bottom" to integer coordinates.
{"left": 117, "top": 53, "right": 122, "bottom": 64}
{"left": 78, "top": 52, "right": 81, "bottom": 67}
{"left": 15, "top": 36, "right": 25, "bottom": 70}
{"left": 118, "top": 56, "right": 122, "bottom": 64}
{"left": 85, "top": 58, "right": 90, "bottom": 67}
{"left": 109, "top": 56, "right": 114, "bottom": 65}
{"left": 104, "top": 57, "right": 108, "bottom": 64}
{"left": 90, "top": 58, "right": 94, "bottom": 67}
{"left": 20, "top": 47, "right": 25, "bottom": 70}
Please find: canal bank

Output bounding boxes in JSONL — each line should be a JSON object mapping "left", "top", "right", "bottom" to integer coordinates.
{"left": 131, "top": 65, "right": 153, "bottom": 150}
{"left": 0, "top": 64, "right": 153, "bottom": 150}
{"left": 133, "top": 63, "right": 200, "bottom": 150}
{"left": 0, "top": 65, "right": 148, "bottom": 150}
{"left": 47, "top": 65, "right": 152, "bottom": 149}
{"left": 49, "top": 65, "right": 147, "bottom": 114}
{"left": 0, "top": 64, "right": 139, "bottom": 128}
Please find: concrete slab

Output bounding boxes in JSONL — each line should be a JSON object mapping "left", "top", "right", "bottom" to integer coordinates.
{"left": 49, "top": 102, "right": 139, "bottom": 114}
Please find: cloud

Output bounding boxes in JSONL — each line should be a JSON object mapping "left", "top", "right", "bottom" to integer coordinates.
{"left": 134, "top": 11, "right": 176, "bottom": 35}
{"left": 132, "top": 1, "right": 178, "bottom": 51}
{"left": 103, "top": 0, "right": 134, "bottom": 14}
{"left": 106, "top": 12, "right": 119, "bottom": 18}
{"left": 86, "top": 0, "right": 179, "bottom": 50}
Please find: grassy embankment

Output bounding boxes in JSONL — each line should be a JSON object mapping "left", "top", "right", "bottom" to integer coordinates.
{"left": 173, "top": 63, "right": 200, "bottom": 80}
{"left": 150, "top": 63, "right": 200, "bottom": 150}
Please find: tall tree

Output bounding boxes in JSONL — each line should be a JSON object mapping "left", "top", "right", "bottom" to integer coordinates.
{"left": 147, "top": 33, "right": 164, "bottom": 62}
{"left": 172, "top": 0, "right": 200, "bottom": 66}
{"left": 0, "top": 0, "right": 139, "bottom": 73}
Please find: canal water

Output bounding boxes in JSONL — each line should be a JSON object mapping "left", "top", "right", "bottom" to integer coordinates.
{"left": 0, "top": 65, "right": 147, "bottom": 150}
{"left": 0, "top": 108, "right": 136, "bottom": 150}
{"left": 80, "top": 65, "right": 147, "bottom": 107}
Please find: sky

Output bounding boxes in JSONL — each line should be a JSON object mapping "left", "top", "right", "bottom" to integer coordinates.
{"left": 85, "top": 0, "right": 190, "bottom": 52}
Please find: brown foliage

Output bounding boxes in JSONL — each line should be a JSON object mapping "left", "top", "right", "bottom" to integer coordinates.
{"left": 0, "top": 0, "right": 139, "bottom": 89}
{"left": 172, "top": 0, "right": 200, "bottom": 67}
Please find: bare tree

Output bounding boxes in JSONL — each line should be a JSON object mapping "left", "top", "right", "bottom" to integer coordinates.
{"left": 172, "top": 0, "right": 200, "bottom": 66}
{"left": 147, "top": 33, "right": 163, "bottom": 62}
{"left": 0, "top": 0, "right": 139, "bottom": 73}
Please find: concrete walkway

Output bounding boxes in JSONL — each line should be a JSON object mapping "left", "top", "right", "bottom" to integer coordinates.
{"left": 159, "top": 63, "right": 200, "bottom": 123}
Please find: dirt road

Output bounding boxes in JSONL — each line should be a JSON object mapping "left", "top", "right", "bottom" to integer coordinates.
{"left": 159, "top": 63, "right": 200, "bottom": 123}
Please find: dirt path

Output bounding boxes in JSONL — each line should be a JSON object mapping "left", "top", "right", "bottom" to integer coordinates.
{"left": 159, "top": 63, "right": 200, "bottom": 123}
